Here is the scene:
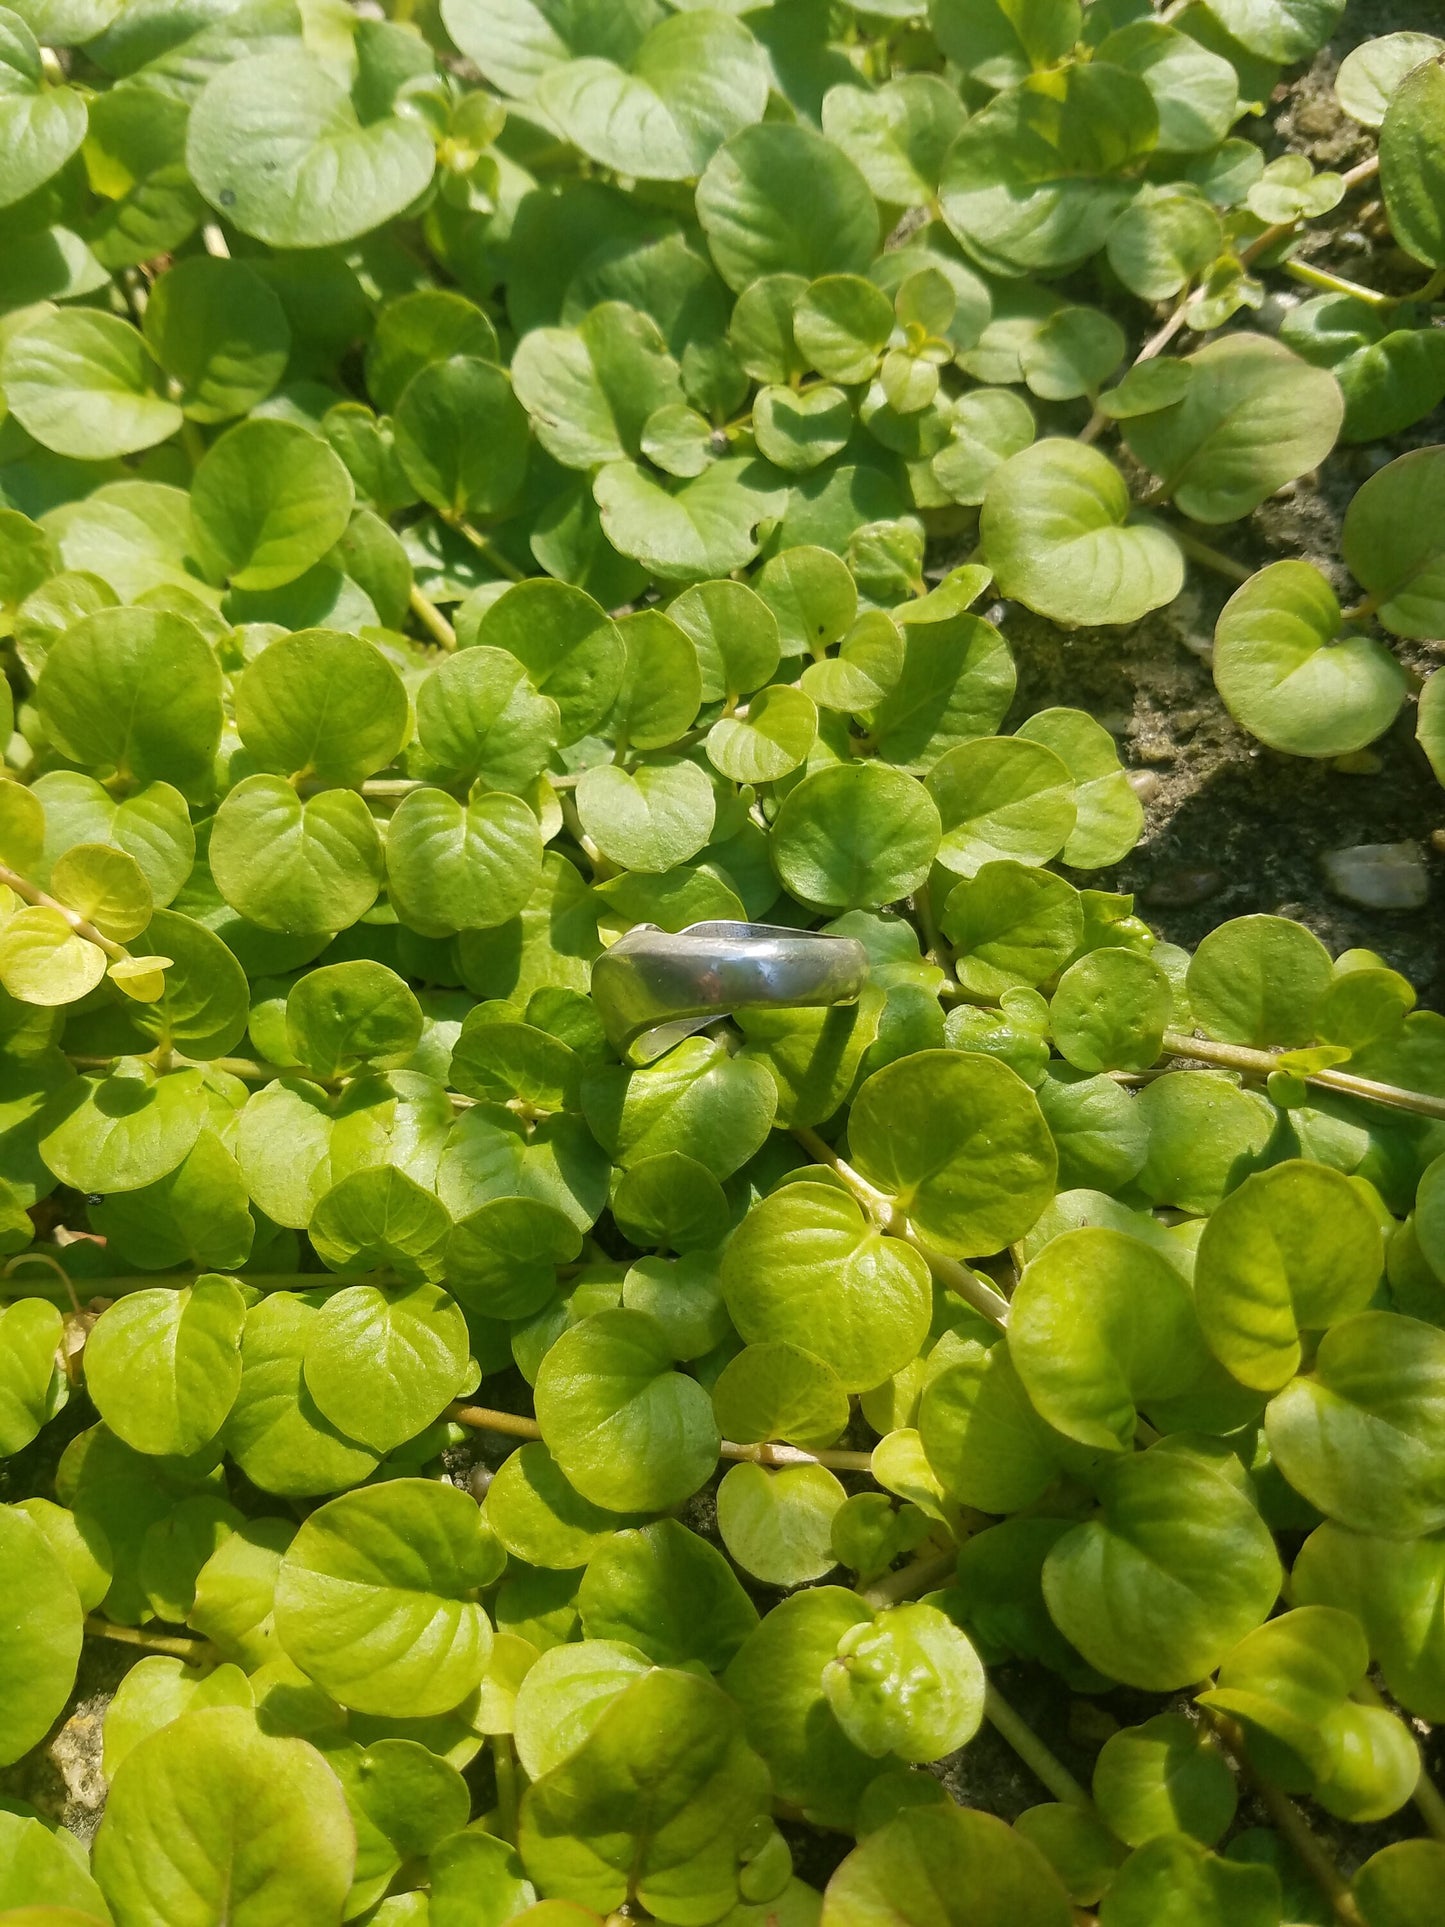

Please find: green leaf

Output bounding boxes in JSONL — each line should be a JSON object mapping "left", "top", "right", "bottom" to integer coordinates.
{"left": 1098, "top": 21, "right": 1239, "bottom": 152}
{"left": 669, "top": 577, "right": 781, "bottom": 704}
{"left": 820, "top": 75, "right": 967, "bottom": 208}
{"left": 533, "top": 1307, "right": 720, "bottom": 1512}
{"left": 237, "top": 628, "right": 409, "bottom": 786}
{"left": 0, "top": 1298, "right": 64, "bottom": 1455}
{"left": 40, "top": 1059, "right": 207, "bottom": 1194}
{"left": 770, "top": 764, "right": 940, "bottom": 911}
{"left": 927, "top": 736, "right": 1075, "bottom": 879}
{"left": 870, "top": 607, "right": 1017, "bottom": 775}
{"left": 1013, "top": 707, "right": 1143, "bottom": 868}
{"left": 518, "top": 1666, "right": 771, "bottom": 1923}
{"left": 583, "top": 1034, "right": 775, "bottom": 1180}
{"left": 1010, "top": 1225, "right": 1231, "bottom": 1451}
{"left": 303, "top": 1281, "right": 471, "bottom": 1453}
{"left": 1293, "top": 1518, "right": 1445, "bottom": 1721}
{"left": 309, "top": 1165, "right": 451, "bottom": 1283}
{"left": 394, "top": 355, "right": 531, "bottom": 519}
{"left": 578, "top": 1518, "right": 758, "bottom": 1671}
{"left": 416, "top": 646, "right": 561, "bottom": 791}
{"left": 85, "top": 1276, "right": 245, "bottom": 1458}
{"left": 190, "top": 418, "right": 355, "bottom": 592}
{"left": 0, "top": 1503, "right": 82, "bottom": 1766}
{"left": 1337, "top": 32, "right": 1444, "bottom": 127}
{"left": 850, "top": 1049, "right": 1056, "bottom": 1256}
{"left": 364, "top": 288, "right": 500, "bottom": 415}
{"left": 576, "top": 759, "right": 716, "bottom": 874}
{"left": 1092, "top": 1711, "right": 1237, "bottom": 1847}
{"left": 275, "top": 1479, "right": 500, "bottom": 1717}
{"left": 534, "top": 11, "right": 769, "bottom": 181}
{"left": 439, "top": 0, "right": 668, "bottom": 102}
{"left": 465, "top": 579, "right": 624, "bottom": 746}
{"left": 696, "top": 123, "right": 880, "bottom": 292}
{"left": 223, "top": 1292, "right": 382, "bottom": 1500}
{"left": 141, "top": 255, "right": 289, "bottom": 423}
{"left": 919, "top": 1341, "right": 1068, "bottom": 1513}
{"left": 941, "top": 861, "right": 1083, "bottom": 999}
{"left": 1204, "top": 0, "right": 1345, "bottom": 62}
{"left": 594, "top": 457, "right": 789, "bottom": 582}
{"left": 1, "top": 309, "right": 181, "bottom": 460}
{"left": 795, "top": 276, "right": 894, "bottom": 385}
{"left": 1049, "top": 947, "right": 1173, "bottom": 1074}
{"left": 93, "top": 1707, "right": 356, "bottom": 1926}
{"left": 822, "top": 1601, "right": 984, "bottom": 1764}
{"left": 0, "top": 9, "right": 86, "bottom": 211}
{"left": 1098, "top": 1834, "right": 1282, "bottom": 1927}
{"left": 931, "top": 0, "right": 1082, "bottom": 87}
{"left": 1042, "top": 1443, "right": 1281, "bottom": 1690}
{"left": 186, "top": 49, "right": 436, "bottom": 249}
{"left": 1266, "top": 1310, "right": 1445, "bottom": 1537}
{"left": 1341, "top": 447, "right": 1445, "bottom": 640}
{"left": 37, "top": 605, "right": 222, "bottom": 794}
{"left": 102, "top": 1651, "right": 253, "bottom": 1776}
{"left": 940, "top": 65, "right": 1158, "bottom": 277}
{"left": 210, "top": 776, "right": 384, "bottom": 935}
{"left": 386, "top": 788, "right": 544, "bottom": 937}
{"left": 752, "top": 384, "right": 854, "bottom": 473}
{"left": 1212, "top": 560, "right": 1407, "bottom": 757}
{"left": 1121, "top": 335, "right": 1344, "bottom": 525}
{"left": 717, "top": 1459, "right": 845, "bottom": 1587}
{"left": 721, "top": 1181, "right": 931, "bottom": 1391}
{"left": 448, "top": 1196, "right": 582, "bottom": 1319}
{"left": 1194, "top": 1159, "right": 1384, "bottom": 1391}
{"left": 711, "top": 1341, "right": 850, "bottom": 1452}
{"left": 611, "top": 610, "right": 704, "bottom": 752}
{"left": 821, "top": 1806, "right": 1073, "bottom": 1927}
{"left": 488, "top": 1441, "right": 637, "bottom": 1571}
{"left": 1133, "top": 1071, "right": 1276, "bottom": 1216}
{"left": 1186, "top": 913, "right": 1333, "bottom": 1048}
{"left": 979, "top": 440, "right": 1184, "bottom": 626}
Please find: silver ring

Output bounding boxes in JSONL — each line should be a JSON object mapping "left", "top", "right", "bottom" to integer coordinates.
{"left": 591, "top": 920, "right": 871, "bottom": 1063}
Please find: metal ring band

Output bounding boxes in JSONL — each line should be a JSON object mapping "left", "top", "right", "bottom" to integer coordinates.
{"left": 591, "top": 920, "right": 871, "bottom": 1063}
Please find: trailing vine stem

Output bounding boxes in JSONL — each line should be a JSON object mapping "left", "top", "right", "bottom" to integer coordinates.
{"left": 1160, "top": 1030, "right": 1445, "bottom": 1122}
{"left": 85, "top": 1618, "right": 219, "bottom": 1665}
{"left": 447, "top": 1402, "right": 876, "bottom": 1473}
{"left": 983, "top": 1684, "right": 1095, "bottom": 1812}
{"left": 0, "top": 860, "right": 129, "bottom": 962}
{"left": 1199, "top": 1707, "right": 1363, "bottom": 1927}
{"left": 409, "top": 581, "right": 457, "bottom": 650}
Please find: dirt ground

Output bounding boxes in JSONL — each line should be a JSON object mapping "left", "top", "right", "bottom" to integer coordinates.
{"left": 1018, "top": 1, "right": 1445, "bottom": 1007}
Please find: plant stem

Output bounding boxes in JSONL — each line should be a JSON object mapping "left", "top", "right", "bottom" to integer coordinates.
{"left": 409, "top": 582, "right": 457, "bottom": 649}
{"left": 862, "top": 1548, "right": 958, "bottom": 1608}
{"left": 447, "top": 1403, "right": 877, "bottom": 1472}
{"left": 491, "top": 1733, "right": 519, "bottom": 1843}
{"left": 85, "top": 1617, "right": 218, "bottom": 1664}
{"left": 66, "top": 1049, "right": 337, "bottom": 1090}
{"left": 1283, "top": 260, "right": 1396, "bottom": 309}
{"left": 1168, "top": 529, "right": 1254, "bottom": 585}
{"left": 3, "top": 1261, "right": 402, "bottom": 1305}
{"left": 0, "top": 861, "right": 128, "bottom": 962}
{"left": 791, "top": 1127, "right": 1012, "bottom": 1329}
{"left": 445, "top": 516, "right": 526, "bottom": 583}
{"left": 984, "top": 1684, "right": 1094, "bottom": 1810}
{"left": 1200, "top": 1708, "right": 1362, "bottom": 1927}
{"left": 1161, "top": 1030, "right": 1445, "bottom": 1122}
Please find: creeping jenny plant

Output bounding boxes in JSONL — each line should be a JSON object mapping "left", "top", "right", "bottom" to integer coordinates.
{"left": 0, "top": 0, "right": 1443, "bottom": 1923}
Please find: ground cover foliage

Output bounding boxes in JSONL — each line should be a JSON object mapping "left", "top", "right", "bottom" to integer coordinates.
{"left": 0, "top": 0, "right": 1443, "bottom": 1921}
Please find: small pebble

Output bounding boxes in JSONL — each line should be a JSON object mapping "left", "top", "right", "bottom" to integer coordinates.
{"left": 1322, "top": 841, "right": 1429, "bottom": 911}
{"left": 1128, "top": 769, "right": 1163, "bottom": 804}
{"left": 1143, "top": 866, "right": 1225, "bottom": 908}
